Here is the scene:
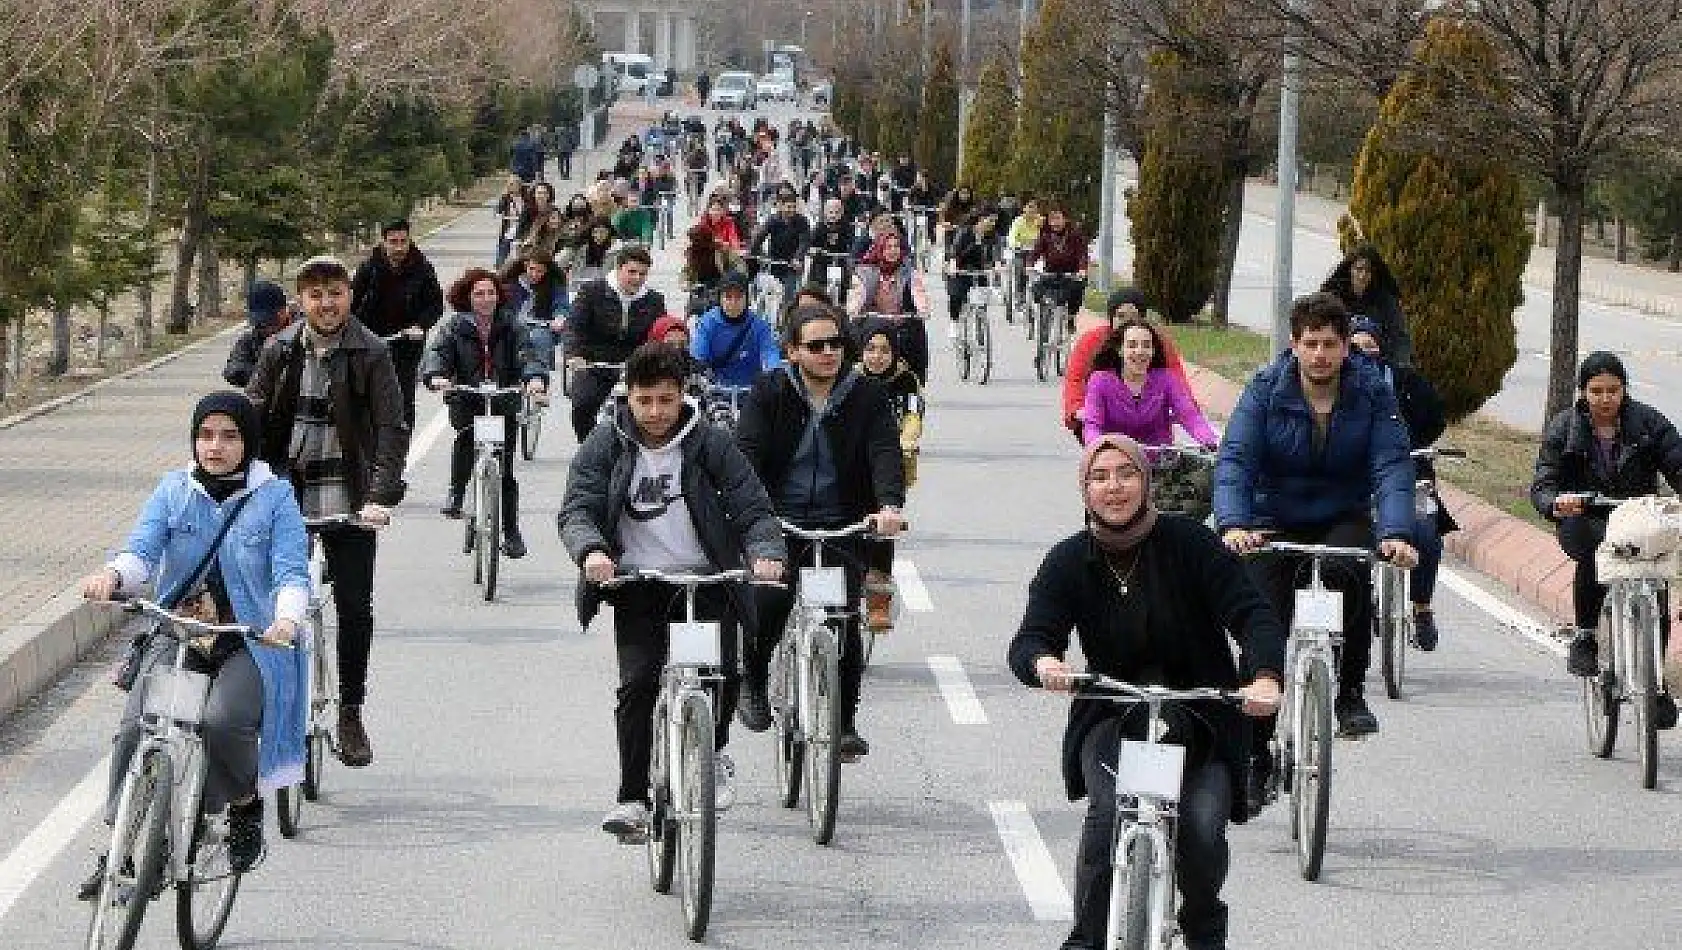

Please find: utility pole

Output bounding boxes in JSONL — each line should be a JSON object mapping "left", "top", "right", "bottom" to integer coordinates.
{"left": 1271, "top": 0, "right": 1304, "bottom": 358}
{"left": 956, "top": 0, "right": 972, "bottom": 181}
{"left": 1097, "top": 97, "right": 1117, "bottom": 295}
{"left": 1019, "top": 0, "right": 1035, "bottom": 84}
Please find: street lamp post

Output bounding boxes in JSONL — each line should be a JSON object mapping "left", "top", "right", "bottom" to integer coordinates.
{"left": 1271, "top": 0, "right": 1304, "bottom": 357}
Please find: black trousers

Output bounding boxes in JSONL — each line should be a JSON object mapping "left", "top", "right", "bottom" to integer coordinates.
{"left": 447, "top": 401, "right": 520, "bottom": 536}
{"left": 611, "top": 581, "right": 740, "bottom": 804}
{"left": 747, "top": 532, "right": 867, "bottom": 732}
{"left": 1069, "top": 716, "right": 1232, "bottom": 950}
{"left": 389, "top": 340, "right": 424, "bottom": 430}
{"left": 571, "top": 367, "right": 617, "bottom": 443}
{"left": 321, "top": 526, "right": 378, "bottom": 707}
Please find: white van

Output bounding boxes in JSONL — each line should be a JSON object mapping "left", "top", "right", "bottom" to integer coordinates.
{"left": 602, "top": 52, "right": 655, "bottom": 94}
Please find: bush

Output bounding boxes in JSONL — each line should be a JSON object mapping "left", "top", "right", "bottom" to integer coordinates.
{"left": 1347, "top": 20, "right": 1530, "bottom": 422}
{"left": 960, "top": 55, "right": 1017, "bottom": 196}
{"left": 915, "top": 43, "right": 960, "bottom": 190}
{"left": 1008, "top": 0, "right": 1103, "bottom": 226}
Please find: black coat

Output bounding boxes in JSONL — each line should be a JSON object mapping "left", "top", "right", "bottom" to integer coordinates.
{"left": 1376, "top": 359, "right": 1458, "bottom": 534}
{"left": 419, "top": 309, "right": 548, "bottom": 409}
{"left": 567, "top": 277, "right": 666, "bottom": 363}
{"left": 1531, "top": 398, "right": 1682, "bottom": 521}
{"left": 736, "top": 368, "right": 907, "bottom": 522}
{"left": 1007, "top": 519, "right": 1288, "bottom": 821}
{"left": 349, "top": 247, "right": 445, "bottom": 341}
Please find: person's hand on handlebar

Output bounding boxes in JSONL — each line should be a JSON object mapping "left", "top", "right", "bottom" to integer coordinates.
{"left": 427, "top": 375, "right": 453, "bottom": 392}
{"left": 402, "top": 326, "right": 428, "bottom": 341}
{"left": 357, "top": 503, "right": 391, "bottom": 528}
{"left": 583, "top": 551, "right": 617, "bottom": 585}
{"left": 1554, "top": 494, "right": 1586, "bottom": 518}
{"left": 81, "top": 567, "right": 122, "bottom": 601}
{"left": 262, "top": 618, "right": 299, "bottom": 649}
{"left": 1223, "top": 528, "right": 1270, "bottom": 556}
{"left": 1035, "top": 655, "right": 1078, "bottom": 693}
{"left": 1378, "top": 538, "right": 1418, "bottom": 569}
{"left": 1238, "top": 675, "right": 1282, "bottom": 718}
{"left": 869, "top": 507, "right": 906, "bottom": 537}
{"left": 751, "top": 558, "right": 784, "bottom": 583}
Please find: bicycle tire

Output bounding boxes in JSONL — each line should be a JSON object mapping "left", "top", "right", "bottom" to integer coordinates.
{"left": 772, "top": 641, "right": 804, "bottom": 809}
{"left": 956, "top": 312, "right": 972, "bottom": 381}
{"left": 1634, "top": 592, "right": 1660, "bottom": 789}
{"left": 1379, "top": 569, "right": 1404, "bottom": 700}
{"left": 462, "top": 480, "right": 476, "bottom": 557}
{"left": 678, "top": 691, "right": 717, "bottom": 940}
{"left": 1052, "top": 307, "right": 1068, "bottom": 377}
{"left": 561, "top": 361, "right": 574, "bottom": 398}
{"left": 519, "top": 404, "right": 541, "bottom": 461}
{"left": 978, "top": 309, "right": 992, "bottom": 385}
{"left": 482, "top": 459, "right": 502, "bottom": 601}
{"left": 860, "top": 630, "right": 877, "bottom": 669}
{"left": 647, "top": 698, "right": 678, "bottom": 894}
{"left": 301, "top": 607, "right": 329, "bottom": 802}
{"left": 1296, "top": 662, "right": 1335, "bottom": 881}
{"left": 275, "top": 786, "right": 302, "bottom": 839}
{"left": 1112, "top": 833, "right": 1155, "bottom": 950}
{"left": 176, "top": 811, "right": 242, "bottom": 950}
{"left": 806, "top": 624, "right": 843, "bottom": 846}
{"left": 87, "top": 752, "right": 169, "bottom": 950}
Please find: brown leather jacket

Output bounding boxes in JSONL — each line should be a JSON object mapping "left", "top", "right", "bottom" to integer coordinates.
{"left": 246, "top": 318, "right": 411, "bottom": 508}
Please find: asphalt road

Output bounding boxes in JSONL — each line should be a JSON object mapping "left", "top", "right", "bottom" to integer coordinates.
{"left": 0, "top": 103, "right": 1679, "bottom": 950}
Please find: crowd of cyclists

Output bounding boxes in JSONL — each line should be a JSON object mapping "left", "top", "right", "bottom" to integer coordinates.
{"left": 66, "top": 100, "right": 1679, "bottom": 950}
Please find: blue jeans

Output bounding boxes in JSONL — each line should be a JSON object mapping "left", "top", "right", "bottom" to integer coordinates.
{"left": 525, "top": 324, "right": 557, "bottom": 371}
{"left": 1412, "top": 511, "right": 1444, "bottom": 606}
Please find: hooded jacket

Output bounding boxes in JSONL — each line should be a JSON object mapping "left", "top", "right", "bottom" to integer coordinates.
{"left": 567, "top": 271, "right": 667, "bottom": 363}
{"left": 690, "top": 305, "right": 784, "bottom": 387}
{"left": 559, "top": 399, "right": 787, "bottom": 629}
{"left": 1531, "top": 398, "right": 1682, "bottom": 521}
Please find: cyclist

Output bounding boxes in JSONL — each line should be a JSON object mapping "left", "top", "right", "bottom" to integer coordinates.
{"left": 906, "top": 170, "right": 940, "bottom": 242}
{"left": 1081, "top": 319, "right": 1218, "bottom": 449}
{"left": 887, "top": 155, "right": 918, "bottom": 212}
{"left": 1005, "top": 199, "right": 1043, "bottom": 304}
{"left": 691, "top": 271, "right": 783, "bottom": 388}
{"left": 854, "top": 318, "right": 926, "bottom": 632}
{"left": 561, "top": 342, "right": 786, "bottom": 837}
{"left": 944, "top": 204, "right": 1003, "bottom": 341}
{"left": 1009, "top": 433, "right": 1284, "bottom": 950}
{"left": 735, "top": 305, "right": 907, "bottom": 758}
{"left": 504, "top": 252, "right": 568, "bottom": 373}
{"left": 559, "top": 217, "right": 620, "bottom": 285}
{"left": 76, "top": 392, "right": 310, "bottom": 897}
{"left": 223, "top": 281, "right": 293, "bottom": 388}
{"left": 1065, "top": 289, "right": 1140, "bottom": 439}
{"left": 849, "top": 230, "right": 932, "bottom": 384}
{"left": 806, "top": 198, "right": 857, "bottom": 303}
{"left": 611, "top": 190, "right": 656, "bottom": 245}
{"left": 494, "top": 175, "right": 527, "bottom": 268}
{"left": 835, "top": 173, "right": 876, "bottom": 227}
{"left": 680, "top": 224, "right": 742, "bottom": 316}
{"left": 1323, "top": 243, "right": 1414, "bottom": 369}
{"left": 746, "top": 190, "right": 812, "bottom": 304}
{"left": 247, "top": 255, "right": 406, "bottom": 768}
{"left": 1532, "top": 350, "right": 1682, "bottom": 729}
{"left": 683, "top": 138, "right": 710, "bottom": 202}
{"left": 1027, "top": 202, "right": 1089, "bottom": 335}
{"left": 936, "top": 184, "right": 976, "bottom": 257}
{"left": 699, "top": 195, "right": 744, "bottom": 250}
{"left": 566, "top": 245, "right": 667, "bottom": 442}
{"left": 1215, "top": 292, "right": 1416, "bottom": 747}
{"left": 1349, "top": 318, "right": 1455, "bottom": 651}
{"left": 349, "top": 218, "right": 445, "bottom": 429}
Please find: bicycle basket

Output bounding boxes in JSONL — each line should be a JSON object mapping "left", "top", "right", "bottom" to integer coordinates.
{"left": 142, "top": 668, "right": 213, "bottom": 724}
{"left": 1597, "top": 496, "right": 1682, "bottom": 580}
{"left": 473, "top": 415, "right": 505, "bottom": 445}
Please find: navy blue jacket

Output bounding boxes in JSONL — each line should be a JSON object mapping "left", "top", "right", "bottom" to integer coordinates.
{"left": 1214, "top": 352, "right": 1414, "bottom": 540}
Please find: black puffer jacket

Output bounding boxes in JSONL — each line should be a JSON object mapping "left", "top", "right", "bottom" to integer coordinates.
{"left": 419, "top": 309, "right": 547, "bottom": 410}
{"left": 1532, "top": 398, "right": 1682, "bottom": 520}
{"left": 567, "top": 275, "right": 666, "bottom": 363}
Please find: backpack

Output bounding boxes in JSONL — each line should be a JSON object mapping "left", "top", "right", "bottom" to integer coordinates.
{"left": 1596, "top": 495, "right": 1682, "bottom": 580}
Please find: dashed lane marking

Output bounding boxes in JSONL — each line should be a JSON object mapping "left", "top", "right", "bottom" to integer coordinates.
{"left": 927, "top": 655, "right": 989, "bottom": 725}
{"left": 989, "top": 800, "right": 1074, "bottom": 922}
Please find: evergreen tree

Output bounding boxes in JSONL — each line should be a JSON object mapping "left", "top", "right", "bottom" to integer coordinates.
{"left": 1008, "top": 0, "right": 1103, "bottom": 227}
{"left": 1127, "top": 53, "right": 1225, "bottom": 324}
{"left": 915, "top": 43, "right": 959, "bottom": 190}
{"left": 1348, "top": 19, "right": 1530, "bottom": 422}
{"left": 959, "top": 56, "right": 1017, "bottom": 196}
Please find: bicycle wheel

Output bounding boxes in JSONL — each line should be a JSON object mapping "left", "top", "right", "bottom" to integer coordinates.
{"left": 520, "top": 404, "right": 541, "bottom": 462}
{"left": 1633, "top": 592, "right": 1660, "bottom": 789}
{"left": 480, "top": 459, "right": 502, "bottom": 600}
{"left": 678, "top": 691, "right": 717, "bottom": 940}
{"left": 302, "top": 608, "right": 329, "bottom": 802}
{"left": 1585, "top": 610, "right": 1620, "bottom": 758}
{"left": 805, "top": 623, "right": 843, "bottom": 845}
{"left": 1379, "top": 570, "right": 1405, "bottom": 700}
{"left": 1052, "top": 307, "right": 1068, "bottom": 377}
{"left": 1033, "top": 306, "right": 1049, "bottom": 381}
{"left": 176, "top": 811, "right": 242, "bottom": 950}
{"left": 647, "top": 698, "right": 678, "bottom": 894}
{"left": 87, "top": 753, "right": 170, "bottom": 950}
{"left": 1110, "top": 832, "right": 1155, "bottom": 950}
{"left": 956, "top": 310, "right": 972, "bottom": 381}
{"left": 462, "top": 476, "right": 477, "bottom": 557}
{"left": 977, "top": 309, "right": 992, "bottom": 385}
{"left": 772, "top": 639, "right": 804, "bottom": 809}
{"left": 1295, "top": 661, "right": 1335, "bottom": 881}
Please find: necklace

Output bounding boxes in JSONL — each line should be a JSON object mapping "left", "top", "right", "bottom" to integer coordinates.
{"left": 1104, "top": 550, "right": 1142, "bottom": 597}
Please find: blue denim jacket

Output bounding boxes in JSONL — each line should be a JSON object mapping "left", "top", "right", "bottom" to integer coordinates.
{"left": 111, "top": 461, "right": 311, "bottom": 791}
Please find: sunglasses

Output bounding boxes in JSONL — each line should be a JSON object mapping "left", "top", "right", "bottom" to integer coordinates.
{"left": 799, "top": 336, "right": 847, "bottom": 354}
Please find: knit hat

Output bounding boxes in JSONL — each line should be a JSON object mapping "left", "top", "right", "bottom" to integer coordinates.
{"left": 1577, "top": 351, "right": 1628, "bottom": 389}
{"left": 649, "top": 314, "right": 689, "bottom": 344}
{"left": 718, "top": 271, "right": 750, "bottom": 294}
{"left": 1106, "top": 288, "right": 1148, "bottom": 320}
{"left": 246, "top": 281, "right": 288, "bottom": 329}
{"left": 190, "top": 391, "right": 260, "bottom": 471}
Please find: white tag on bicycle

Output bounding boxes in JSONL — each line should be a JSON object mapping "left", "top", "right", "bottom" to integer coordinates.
{"left": 1295, "top": 589, "right": 1343, "bottom": 632}
{"left": 800, "top": 567, "right": 848, "bottom": 607}
{"left": 473, "top": 415, "right": 504, "bottom": 445}
{"left": 827, "top": 265, "right": 843, "bottom": 283}
{"left": 1116, "top": 739, "right": 1185, "bottom": 801}
{"left": 668, "top": 621, "right": 722, "bottom": 667}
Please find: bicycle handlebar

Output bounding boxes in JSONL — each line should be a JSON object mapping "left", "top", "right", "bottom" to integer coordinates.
{"left": 1067, "top": 674, "right": 1244, "bottom": 706}
{"left": 601, "top": 568, "right": 752, "bottom": 589}
{"left": 444, "top": 382, "right": 525, "bottom": 397}
{"left": 811, "top": 248, "right": 852, "bottom": 259}
{"left": 779, "top": 517, "right": 910, "bottom": 540}
{"left": 1257, "top": 542, "right": 1376, "bottom": 561}
{"left": 303, "top": 514, "right": 382, "bottom": 531}
{"left": 108, "top": 596, "right": 272, "bottom": 644}
{"left": 1411, "top": 447, "right": 1467, "bottom": 460}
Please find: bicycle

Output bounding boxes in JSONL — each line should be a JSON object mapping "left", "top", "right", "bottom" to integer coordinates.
{"left": 1570, "top": 492, "right": 1674, "bottom": 789}
{"left": 1140, "top": 445, "right": 1217, "bottom": 524}
{"left": 769, "top": 518, "right": 902, "bottom": 845}
{"left": 812, "top": 248, "right": 851, "bottom": 303}
{"left": 685, "top": 170, "right": 707, "bottom": 217}
{"left": 447, "top": 381, "right": 524, "bottom": 601}
{"left": 1063, "top": 675, "right": 1246, "bottom": 950}
{"left": 656, "top": 190, "right": 678, "bottom": 248}
{"left": 1255, "top": 540, "right": 1375, "bottom": 882}
{"left": 1003, "top": 248, "right": 1031, "bottom": 327}
{"left": 1030, "top": 269, "right": 1079, "bottom": 381}
{"left": 744, "top": 255, "right": 793, "bottom": 328}
{"left": 701, "top": 382, "right": 752, "bottom": 432}
{"left": 568, "top": 360, "right": 628, "bottom": 432}
{"left": 950, "top": 268, "right": 999, "bottom": 385}
{"left": 601, "top": 570, "right": 765, "bottom": 941}
{"left": 516, "top": 382, "right": 546, "bottom": 462}
{"left": 1376, "top": 446, "right": 1467, "bottom": 699}
{"left": 85, "top": 598, "right": 288, "bottom": 950}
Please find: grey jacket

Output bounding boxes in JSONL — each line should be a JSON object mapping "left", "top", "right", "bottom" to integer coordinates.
{"left": 559, "top": 399, "right": 787, "bottom": 629}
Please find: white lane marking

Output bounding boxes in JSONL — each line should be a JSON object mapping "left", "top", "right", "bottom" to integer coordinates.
{"left": 927, "top": 655, "right": 989, "bottom": 725}
{"left": 0, "top": 757, "right": 108, "bottom": 919}
{"left": 404, "top": 407, "right": 450, "bottom": 474}
{"left": 988, "top": 800, "right": 1074, "bottom": 922}
{"left": 893, "top": 558, "right": 933, "bottom": 612}
{"left": 1439, "top": 566, "right": 1565, "bottom": 657}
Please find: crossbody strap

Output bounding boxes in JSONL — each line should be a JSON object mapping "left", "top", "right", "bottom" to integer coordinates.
{"left": 158, "top": 490, "right": 257, "bottom": 609}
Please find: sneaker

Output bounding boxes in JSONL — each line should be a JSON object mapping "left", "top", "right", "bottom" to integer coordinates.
{"left": 601, "top": 801, "right": 649, "bottom": 842}
{"left": 502, "top": 529, "right": 528, "bottom": 559}
{"left": 1334, "top": 689, "right": 1380, "bottom": 738}
{"left": 1413, "top": 610, "right": 1440, "bottom": 652}
{"left": 337, "top": 705, "right": 374, "bottom": 767}
{"left": 714, "top": 754, "right": 737, "bottom": 811}
{"left": 227, "top": 799, "right": 264, "bottom": 874}
{"left": 839, "top": 731, "right": 870, "bottom": 762}
{"left": 737, "top": 682, "right": 773, "bottom": 733}
{"left": 864, "top": 573, "right": 894, "bottom": 632}
{"left": 1567, "top": 629, "right": 1599, "bottom": 677}
{"left": 76, "top": 854, "right": 107, "bottom": 902}
{"left": 1655, "top": 692, "right": 1679, "bottom": 730}
{"left": 440, "top": 489, "right": 464, "bottom": 519}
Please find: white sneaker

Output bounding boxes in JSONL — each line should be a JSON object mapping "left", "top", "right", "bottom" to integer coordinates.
{"left": 600, "top": 801, "right": 649, "bottom": 842}
{"left": 946, "top": 320, "right": 959, "bottom": 340}
{"left": 714, "top": 753, "right": 736, "bottom": 812}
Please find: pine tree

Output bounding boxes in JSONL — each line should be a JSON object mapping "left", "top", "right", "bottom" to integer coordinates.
{"left": 1127, "top": 53, "right": 1226, "bottom": 323}
{"left": 1008, "top": 0, "right": 1103, "bottom": 227}
{"left": 1348, "top": 19, "right": 1530, "bottom": 422}
{"left": 960, "top": 55, "right": 1016, "bottom": 196}
{"left": 915, "top": 43, "right": 960, "bottom": 190}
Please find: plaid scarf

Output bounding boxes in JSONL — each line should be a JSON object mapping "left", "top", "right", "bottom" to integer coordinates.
{"left": 288, "top": 328, "right": 352, "bottom": 519}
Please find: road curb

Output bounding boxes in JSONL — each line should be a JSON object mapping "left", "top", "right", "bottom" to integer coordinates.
{"left": 1182, "top": 360, "right": 1573, "bottom": 625}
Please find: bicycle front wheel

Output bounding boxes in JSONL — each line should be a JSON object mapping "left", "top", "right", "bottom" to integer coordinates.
{"left": 176, "top": 811, "right": 243, "bottom": 950}
{"left": 805, "top": 623, "right": 843, "bottom": 845}
{"left": 275, "top": 786, "right": 302, "bottom": 839}
{"left": 1109, "top": 833, "right": 1155, "bottom": 950}
{"left": 956, "top": 313, "right": 972, "bottom": 381}
{"left": 1379, "top": 571, "right": 1406, "bottom": 700}
{"left": 87, "top": 752, "right": 171, "bottom": 950}
{"left": 1052, "top": 308, "right": 1068, "bottom": 377}
{"left": 1633, "top": 592, "right": 1661, "bottom": 789}
{"left": 977, "top": 310, "right": 992, "bottom": 385}
{"left": 772, "top": 640, "right": 804, "bottom": 809}
{"left": 1033, "top": 307, "right": 1049, "bottom": 381}
{"left": 480, "top": 459, "right": 502, "bottom": 601}
{"left": 678, "top": 691, "right": 717, "bottom": 940}
{"left": 1295, "top": 662, "right": 1335, "bottom": 881}
{"left": 520, "top": 405, "right": 542, "bottom": 461}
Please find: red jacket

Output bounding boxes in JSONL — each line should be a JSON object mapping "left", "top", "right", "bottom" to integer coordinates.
{"left": 703, "top": 214, "right": 743, "bottom": 250}
{"left": 1028, "top": 226, "right": 1089, "bottom": 274}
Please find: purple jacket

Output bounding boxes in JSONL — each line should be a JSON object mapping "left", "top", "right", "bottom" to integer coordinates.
{"left": 1082, "top": 368, "right": 1218, "bottom": 447}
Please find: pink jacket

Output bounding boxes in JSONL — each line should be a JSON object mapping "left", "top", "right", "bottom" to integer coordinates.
{"left": 1082, "top": 368, "right": 1219, "bottom": 447}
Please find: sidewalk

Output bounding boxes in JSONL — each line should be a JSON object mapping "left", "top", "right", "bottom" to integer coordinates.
{"left": 1244, "top": 180, "right": 1682, "bottom": 319}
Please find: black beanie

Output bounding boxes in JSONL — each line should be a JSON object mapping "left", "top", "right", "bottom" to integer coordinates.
{"left": 1577, "top": 351, "right": 1628, "bottom": 390}
{"left": 191, "top": 391, "right": 261, "bottom": 470}
{"left": 1107, "top": 288, "right": 1149, "bottom": 320}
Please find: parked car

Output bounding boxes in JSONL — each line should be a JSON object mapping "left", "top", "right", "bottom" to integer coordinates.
{"left": 711, "top": 71, "right": 757, "bottom": 110}
{"left": 757, "top": 73, "right": 795, "bottom": 102}
{"left": 810, "top": 81, "right": 833, "bottom": 109}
